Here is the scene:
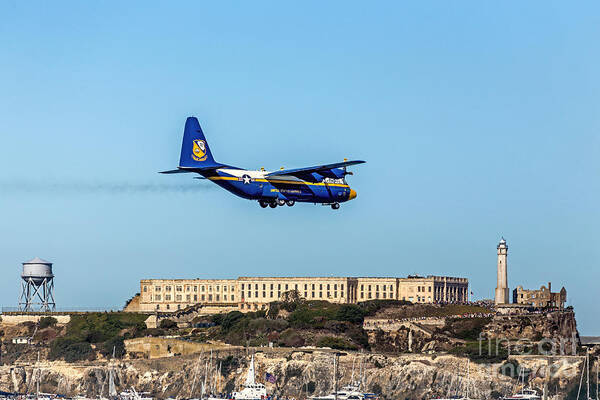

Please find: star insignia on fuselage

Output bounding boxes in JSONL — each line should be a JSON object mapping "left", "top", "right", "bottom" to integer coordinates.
{"left": 241, "top": 174, "right": 251, "bottom": 184}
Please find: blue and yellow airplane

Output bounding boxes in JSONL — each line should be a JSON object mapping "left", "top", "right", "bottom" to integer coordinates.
{"left": 161, "top": 117, "right": 365, "bottom": 209}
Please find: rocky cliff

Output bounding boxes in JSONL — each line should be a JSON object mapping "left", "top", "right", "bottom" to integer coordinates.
{"left": 0, "top": 349, "right": 585, "bottom": 400}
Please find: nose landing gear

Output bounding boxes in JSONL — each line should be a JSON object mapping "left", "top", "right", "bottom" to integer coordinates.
{"left": 286, "top": 200, "right": 295, "bottom": 207}
{"left": 331, "top": 203, "right": 340, "bottom": 210}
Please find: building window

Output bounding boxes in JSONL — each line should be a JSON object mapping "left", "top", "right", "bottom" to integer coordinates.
{"left": 186, "top": 286, "right": 190, "bottom": 292}
{"left": 255, "top": 284, "right": 258, "bottom": 290}
{"left": 285, "top": 284, "right": 288, "bottom": 290}
{"left": 241, "top": 284, "right": 245, "bottom": 290}
{"left": 263, "top": 291, "right": 266, "bottom": 298}
{"left": 304, "top": 291, "right": 308, "bottom": 297}
{"left": 201, "top": 286, "right": 205, "bottom": 292}
{"left": 165, "top": 295, "right": 171, "bottom": 301}
{"left": 255, "top": 291, "right": 258, "bottom": 298}
{"left": 186, "top": 294, "right": 191, "bottom": 301}
{"left": 176, "top": 295, "right": 182, "bottom": 301}
{"left": 194, "top": 295, "right": 197, "bottom": 301}
{"left": 361, "top": 293, "right": 364, "bottom": 299}
{"left": 143, "top": 286, "right": 148, "bottom": 292}
{"left": 270, "top": 291, "right": 273, "bottom": 297}
{"left": 166, "top": 304, "right": 170, "bottom": 310}
{"left": 383, "top": 293, "right": 386, "bottom": 299}
{"left": 155, "top": 286, "right": 161, "bottom": 292}
{"left": 156, "top": 305, "right": 160, "bottom": 310}
{"left": 176, "top": 286, "right": 182, "bottom": 292}
{"left": 334, "top": 291, "right": 337, "bottom": 298}
{"left": 208, "top": 294, "right": 213, "bottom": 301}
{"left": 216, "top": 294, "right": 220, "bottom": 301}
{"left": 247, "top": 291, "right": 251, "bottom": 298}
{"left": 166, "top": 286, "right": 172, "bottom": 292}
{"left": 231, "top": 295, "right": 235, "bottom": 301}
{"left": 155, "top": 295, "right": 161, "bottom": 301}
{"left": 312, "top": 284, "right": 315, "bottom": 290}
{"left": 201, "top": 295, "right": 205, "bottom": 301}
{"left": 327, "top": 292, "right": 330, "bottom": 297}
{"left": 194, "top": 286, "right": 198, "bottom": 292}
{"left": 312, "top": 291, "right": 315, "bottom": 297}
{"left": 319, "top": 292, "right": 323, "bottom": 298}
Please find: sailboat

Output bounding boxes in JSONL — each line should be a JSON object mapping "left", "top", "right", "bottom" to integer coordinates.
{"left": 231, "top": 354, "right": 268, "bottom": 400}
{"left": 575, "top": 349, "right": 597, "bottom": 400}
{"left": 501, "top": 367, "right": 540, "bottom": 400}
{"left": 310, "top": 354, "right": 367, "bottom": 400}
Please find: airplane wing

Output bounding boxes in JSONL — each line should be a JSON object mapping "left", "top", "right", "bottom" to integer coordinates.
{"left": 265, "top": 160, "right": 365, "bottom": 179}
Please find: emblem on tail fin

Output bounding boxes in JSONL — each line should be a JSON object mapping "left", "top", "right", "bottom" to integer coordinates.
{"left": 192, "top": 139, "right": 207, "bottom": 161}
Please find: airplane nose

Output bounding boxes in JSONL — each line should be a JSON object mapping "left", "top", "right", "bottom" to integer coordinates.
{"left": 349, "top": 189, "right": 357, "bottom": 200}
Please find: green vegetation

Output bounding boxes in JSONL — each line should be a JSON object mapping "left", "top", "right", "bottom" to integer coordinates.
{"left": 443, "top": 317, "right": 492, "bottom": 340}
{"left": 38, "top": 316, "right": 58, "bottom": 329}
{"left": 448, "top": 340, "right": 508, "bottom": 363}
{"left": 159, "top": 319, "right": 178, "bottom": 329}
{"left": 48, "top": 312, "right": 147, "bottom": 362}
{"left": 316, "top": 336, "right": 358, "bottom": 350}
{"left": 49, "top": 337, "right": 95, "bottom": 362}
{"left": 205, "top": 301, "right": 370, "bottom": 349}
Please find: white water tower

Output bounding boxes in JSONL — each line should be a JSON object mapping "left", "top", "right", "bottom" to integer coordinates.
{"left": 19, "top": 257, "right": 56, "bottom": 312}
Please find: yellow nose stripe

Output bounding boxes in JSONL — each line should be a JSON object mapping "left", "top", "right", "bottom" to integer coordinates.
{"left": 349, "top": 189, "right": 357, "bottom": 200}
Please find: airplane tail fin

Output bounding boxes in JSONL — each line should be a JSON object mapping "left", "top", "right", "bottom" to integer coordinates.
{"left": 178, "top": 117, "right": 220, "bottom": 169}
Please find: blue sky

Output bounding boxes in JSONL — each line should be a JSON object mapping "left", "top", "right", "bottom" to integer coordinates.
{"left": 0, "top": 1, "right": 598, "bottom": 334}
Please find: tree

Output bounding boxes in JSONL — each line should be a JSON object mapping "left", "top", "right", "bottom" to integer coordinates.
{"left": 159, "top": 319, "right": 178, "bottom": 329}
{"left": 39, "top": 316, "right": 58, "bottom": 329}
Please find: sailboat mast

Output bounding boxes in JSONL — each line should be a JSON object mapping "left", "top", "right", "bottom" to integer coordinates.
{"left": 333, "top": 354, "right": 338, "bottom": 400}
{"left": 466, "top": 359, "right": 470, "bottom": 399}
{"left": 36, "top": 350, "right": 40, "bottom": 400}
{"left": 587, "top": 349, "right": 590, "bottom": 400}
{"left": 596, "top": 357, "right": 600, "bottom": 400}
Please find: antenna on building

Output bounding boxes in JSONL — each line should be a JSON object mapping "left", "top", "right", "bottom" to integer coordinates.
{"left": 19, "top": 257, "right": 56, "bottom": 312}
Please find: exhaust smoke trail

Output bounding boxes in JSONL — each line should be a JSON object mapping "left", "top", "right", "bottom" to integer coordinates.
{"left": 0, "top": 180, "right": 213, "bottom": 195}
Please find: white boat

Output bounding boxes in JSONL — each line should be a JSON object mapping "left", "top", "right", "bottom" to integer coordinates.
{"left": 231, "top": 354, "right": 268, "bottom": 400}
{"left": 310, "top": 384, "right": 366, "bottom": 400}
{"left": 118, "top": 389, "right": 153, "bottom": 400}
{"left": 310, "top": 355, "right": 372, "bottom": 400}
{"left": 501, "top": 388, "right": 541, "bottom": 400}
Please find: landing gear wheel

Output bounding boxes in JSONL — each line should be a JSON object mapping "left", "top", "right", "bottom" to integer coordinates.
{"left": 269, "top": 202, "right": 277, "bottom": 208}
{"left": 259, "top": 200, "right": 268, "bottom": 208}
{"left": 286, "top": 200, "right": 295, "bottom": 207}
{"left": 277, "top": 199, "right": 286, "bottom": 206}
{"left": 331, "top": 203, "right": 340, "bottom": 210}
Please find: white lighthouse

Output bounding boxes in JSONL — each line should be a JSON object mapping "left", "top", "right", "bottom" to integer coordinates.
{"left": 495, "top": 238, "right": 509, "bottom": 305}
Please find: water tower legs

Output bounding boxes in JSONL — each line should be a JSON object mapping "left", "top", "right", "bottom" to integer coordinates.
{"left": 18, "top": 277, "right": 55, "bottom": 312}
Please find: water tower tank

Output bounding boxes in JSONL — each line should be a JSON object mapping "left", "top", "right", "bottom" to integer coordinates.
{"left": 19, "top": 257, "right": 56, "bottom": 312}
{"left": 22, "top": 257, "right": 54, "bottom": 285}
